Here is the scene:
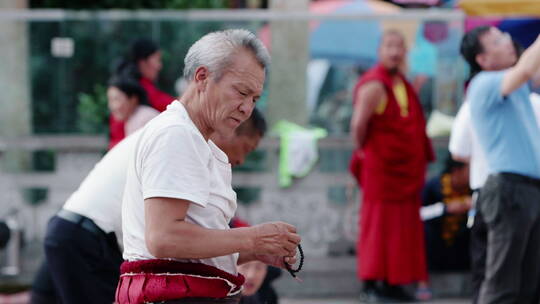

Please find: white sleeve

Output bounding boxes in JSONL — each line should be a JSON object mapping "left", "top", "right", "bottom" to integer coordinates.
{"left": 139, "top": 125, "right": 210, "bottom": 207}
{"left": 449, "top": 102, "right": 472, "bottom": 159}
{"left": 420, "top": 202, "right": 445, "bottom": 221}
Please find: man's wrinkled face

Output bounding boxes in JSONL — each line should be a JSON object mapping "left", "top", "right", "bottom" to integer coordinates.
{"left": 203, "top": 49, "right": 265, "bottom": 138}
{"left": 215, "top": 133, "right": 261, "bottom": 167}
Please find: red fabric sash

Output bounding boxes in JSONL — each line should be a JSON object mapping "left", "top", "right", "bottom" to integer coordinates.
{"left": 115, "top": 259, "right": 245, "bottom": 304}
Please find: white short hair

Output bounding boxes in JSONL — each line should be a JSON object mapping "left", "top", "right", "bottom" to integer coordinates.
{"left": 183, "top": 29, "right": 270, "bottom": 81}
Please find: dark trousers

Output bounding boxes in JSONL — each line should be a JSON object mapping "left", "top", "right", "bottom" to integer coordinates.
{"left": 470, "top": 208, "right": 487, "bottom": 304}
{"left": 477, "top": 173, "right": 540, "bottom": 304}
{"left": 41, "top": 215, "right": 123, "bottom": 304}
{"left": 424, "top": 217, "right": 470, "bottom": 272}
{"left": 31, "top": 262, "right": 58, "bottom": 304}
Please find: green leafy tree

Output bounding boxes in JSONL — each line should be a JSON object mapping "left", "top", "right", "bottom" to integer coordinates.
{"left": 77, "top": 84, "right": 108, "bottom": 134}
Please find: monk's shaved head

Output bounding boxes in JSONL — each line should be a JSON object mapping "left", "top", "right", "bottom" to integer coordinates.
{"left": 378, "top": 29, "right": 407, "bottom": 73}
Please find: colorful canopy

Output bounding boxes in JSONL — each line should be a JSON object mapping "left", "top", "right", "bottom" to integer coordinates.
{"left": 459, "top": 0, "right": 540, "bottom": 17}
{"left": 465, "top": 17, "right": 540, "bottom": 48}
{"left": 258, "top": 0, "right": 406, "bottom": 67}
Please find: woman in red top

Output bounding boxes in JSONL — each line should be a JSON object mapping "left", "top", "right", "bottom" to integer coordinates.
{"left": 109, "top": 38, "right": 175, "bottom": 149}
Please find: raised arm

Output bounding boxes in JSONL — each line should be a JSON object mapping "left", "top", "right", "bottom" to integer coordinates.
{"left": 502, "top": 34, "right": 540, "bottom": 96}
{"left": 145, "top": 197, "right": 300, "bottom": 267}
{"left": 350, "top": 81, "right": 385, "bottom": 148}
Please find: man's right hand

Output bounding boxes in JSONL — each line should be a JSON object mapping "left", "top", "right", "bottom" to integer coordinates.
{"left": 249, "top": 222, "right": 301, "bottom": 264}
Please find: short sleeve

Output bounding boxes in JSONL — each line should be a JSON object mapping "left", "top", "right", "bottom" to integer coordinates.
{"left": 139, "top": 125, "right": 211, "bottom": 207}
{"left": 449, "top": 102, "right": 472, "bottom": 159}
{"left": 468, "top": 71, "right": 506, "bottom": 112}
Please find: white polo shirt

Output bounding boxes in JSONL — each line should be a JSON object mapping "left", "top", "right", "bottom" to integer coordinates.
{"left": 63, "top": 131, "right": 141, "bottom": 246}
{"left": 122, "top": 101, "right": 238, "bottom": 275}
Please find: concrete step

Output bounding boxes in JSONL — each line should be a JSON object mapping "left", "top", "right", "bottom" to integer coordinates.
{"left": 273, "top": 256, "right": 472, "bottom": 298}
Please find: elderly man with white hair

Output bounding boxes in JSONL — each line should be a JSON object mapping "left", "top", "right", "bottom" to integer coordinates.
{"left": 116, "top": 29, "right": 301, "bottom": 304}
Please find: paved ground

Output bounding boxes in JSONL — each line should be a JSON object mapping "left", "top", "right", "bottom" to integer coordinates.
{"left": 281, "top": 298, "right": 469, "bottom": 304}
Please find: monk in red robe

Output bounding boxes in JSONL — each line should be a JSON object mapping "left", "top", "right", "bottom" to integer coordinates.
{"left": 349, "top": 30, "right": 434, "bottom": 302}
